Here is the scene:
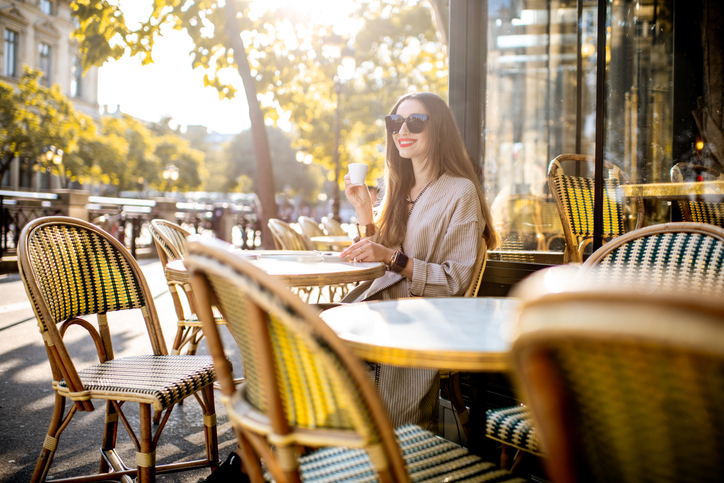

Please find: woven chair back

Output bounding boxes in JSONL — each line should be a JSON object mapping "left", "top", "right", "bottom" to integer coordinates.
{"left": 670, "top": 161, "right": 724, "bottom": 227}
{"left": 297, "top": 216, "right": 326, "bottom": 240}
{"left": 581, "top": 222, "right": 724, "bottom": 298}
{"left": 150, "top": 219, "right": 191, "bottom": 263}
{"left": 267, "top": 218, "right": 312, "bottom": 251}
{"left": 548, "top": 154, "right": 644, "bottom": 262}
{"left": 18, "top": 216, "right": 166, "bottom": 411}
{"left": 321, "top": 216, "right": 347, "bottom": 237}
{"left": 186, "top": 236, "right": 408, "bottom": 480}
{"left": 512, "top": 290, "right": 724, "bottom": 483}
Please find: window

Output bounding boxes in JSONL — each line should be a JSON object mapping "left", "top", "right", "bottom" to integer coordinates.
{"left": 39, "top": 42, "right": 51, "bottom": 86}
{"left": 4, "top": 29, "right": 18, "bottom": 78}
{"left": 449, "top": 0, "right": 712, "bottom": 264}
{"left": 40, "top": 0, "right": 52, "bottom": 15}
{"left": 70, "top": 55, "right": 82, "bottom": 98}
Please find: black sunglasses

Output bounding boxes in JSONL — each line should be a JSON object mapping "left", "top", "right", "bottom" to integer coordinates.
{"left": 385, "top": 114, "right": 429, "bottom": 134}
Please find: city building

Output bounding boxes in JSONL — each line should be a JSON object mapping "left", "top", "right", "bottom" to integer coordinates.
{"left": 1, "top": 0, "right": 100, "bottom": 190}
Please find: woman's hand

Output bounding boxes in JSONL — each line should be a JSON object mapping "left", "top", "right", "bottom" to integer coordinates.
{"left": 343, "top": 174, "right": 374, "bottom": 223}
{"left": 341, "top": 238, "right": 394, "bottom": 265}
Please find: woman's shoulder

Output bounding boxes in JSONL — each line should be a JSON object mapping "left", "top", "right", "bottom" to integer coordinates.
{"left": 437, "top": 173, "right": 477, "bottom": 196}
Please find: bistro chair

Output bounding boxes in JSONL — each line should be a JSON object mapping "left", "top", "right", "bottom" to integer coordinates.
{"left": 510, "top": 283, "right": 724, "bottom": 483}
{"left": 670, "top": 161, "right": 724, "bottom": 227}
{"left": 149, "top": 219, "right": 227, "bottom": 356}
{"left": 17, "top": 216, "right": 219, "bottom": 483}
{"left": 439, "top": 238, "right": 489, "bottom": 441}
{"left": 321, "top": 216, "right": 349, "bottom": 237}
{"left": 485, "top": 221, "right": 724, "bottom": 469}
{"left": 268, "top": 218, "right": 348, "bottom": 302}
{"left": 548, "top": 154, "right": 644, "bottom": 263}
{"left": 297, "top": 215, "right": 329, "bottom": 249}
{"left": 186, "top": 236, "right": 527, "bottom": 483}
{"left": 267, "top": 218, "right": 313, "bottom": 251}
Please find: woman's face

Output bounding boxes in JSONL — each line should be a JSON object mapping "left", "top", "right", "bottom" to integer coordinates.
{"left": 393, "top": 99, "right": 430, "bottom": 165}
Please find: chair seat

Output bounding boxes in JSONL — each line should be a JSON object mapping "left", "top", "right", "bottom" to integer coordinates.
{"left": 485, "top": 406, "right": 544, "bottom": 456}
{"left": 57, "top": 355, "right": 217, "bottom": 411}
{"left": 295, "top": 425, "right": 526, "bottom": 482}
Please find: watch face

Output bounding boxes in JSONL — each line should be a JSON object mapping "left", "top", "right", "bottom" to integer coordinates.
{"left": 393, "top": 252, "right": 408, "bottom": 272}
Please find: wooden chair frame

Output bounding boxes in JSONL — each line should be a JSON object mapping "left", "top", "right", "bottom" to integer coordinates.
{"left": 18, "top": 216, "right": 219, "bottom": 483}
{"left": 268, "top": 218, "right": 314, "bottom": 251}
{"left": 321, "top": 216, "right": 348, "bottom": 237}
{"left": 186, "top": 236, "right": 408, "bottom": 483}
{"left": 548, "top": 154, "right": 644, "bottom": 263}
{"left": 510, "top": 288, "right": 724, "bottom": 483}
{"left": 148, "top": 219, "right": 207, "bottom": 355}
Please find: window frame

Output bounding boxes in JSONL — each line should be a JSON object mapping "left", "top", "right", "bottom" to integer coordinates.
{"left": 4, "top": 28, "right": 18, "bottom": 78}
{"left": 448, "top": 0, "right": 704, "bottom": 273}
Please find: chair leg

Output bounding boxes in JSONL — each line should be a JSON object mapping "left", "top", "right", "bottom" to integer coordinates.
{"left": 100, "top": 401, "right": 120, "bottom": 473}
{"left": 137, "top": 403, "right": 155, "bottom": 483}
{"left": 200, "top": 385, "right": 220, "bottom": 467}
{"left": 31, "top": 393, "right": 75, "bottom": 483}
{"left": 440, "top": 372, "right": 469, "bottom": 439}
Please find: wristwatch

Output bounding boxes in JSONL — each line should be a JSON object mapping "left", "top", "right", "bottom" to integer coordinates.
{"left": 389, "top": 250, "right": 409, "bottom": 273}
{"left": 357, "top": 223, "right": 376, "bottom": 238}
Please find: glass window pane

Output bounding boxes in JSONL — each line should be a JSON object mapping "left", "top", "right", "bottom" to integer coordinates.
{"left": 39, "top": 42, "right": 51, "bottom": 86}
{"left": 4, "top": 29, "right": 17, "bottom": 78}
{"left": 40, "top": 0, "right": 52, "bottom": 15}
{"left": 70, "top": 55, "right": 82, "bottom": 97}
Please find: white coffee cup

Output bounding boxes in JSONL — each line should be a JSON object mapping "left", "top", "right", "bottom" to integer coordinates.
{"left": 348, "top": 163, "right": 368, "bottom": 185}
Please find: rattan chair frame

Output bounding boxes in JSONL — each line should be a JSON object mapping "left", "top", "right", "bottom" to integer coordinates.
{"left": 510, "top": 288, "right": 724, "bottom": 483}
{"left": 187, "top": 236, "right": 522, "bottom": 483}
{"left": 321, "top": 216, "right": 348, "bottom": 237}
{"left": 149, "top": 219, "right": 208, "bottom": 355}
{"left": 268, "top": 218, "right": 314, "bottom": 251}
{"left": 18, "top": 216, "right": 219, "bottom": 483}
{"left": 548, "top": 154, "right": 644, "bottom": 263}
{"left": 486, "top": 221, "right": 724, "bottom": 468}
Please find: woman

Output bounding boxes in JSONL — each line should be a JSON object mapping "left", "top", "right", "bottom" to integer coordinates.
{"left": 338, "top": 92, "right": 498, "bottom": 428}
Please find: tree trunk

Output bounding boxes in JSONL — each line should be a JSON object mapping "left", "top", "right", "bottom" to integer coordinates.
{"left": 224, "top": 1, "right": 278, "bottom": 249}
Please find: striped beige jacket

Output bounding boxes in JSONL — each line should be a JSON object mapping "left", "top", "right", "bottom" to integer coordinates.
{"left": 342, "top": 172, "right": 484, "bottom": 428}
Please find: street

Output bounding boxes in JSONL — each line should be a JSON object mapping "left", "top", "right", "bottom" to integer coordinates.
{"left": 0, "top": 259, "right": 242, "bottom": 483}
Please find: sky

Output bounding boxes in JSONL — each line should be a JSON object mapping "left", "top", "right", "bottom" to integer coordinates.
{"left": 97, "top": 0, "right": 360, "bottom": 136}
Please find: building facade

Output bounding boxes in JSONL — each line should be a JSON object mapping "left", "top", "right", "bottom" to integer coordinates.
{"left": 1, "top": 0, "right": 100, "bottom": 190}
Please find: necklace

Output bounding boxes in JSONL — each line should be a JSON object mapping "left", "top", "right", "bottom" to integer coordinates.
{"left": 406, "top": 182, "right": 432, "bottom": 204}
{"left": 406, "top": 181, "right": 432, "bottom": 219}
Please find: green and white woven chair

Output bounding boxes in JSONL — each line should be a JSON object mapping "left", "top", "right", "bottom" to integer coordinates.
{"left": 548, "top": 154, "right": 644, "bottom": 263}
{"left": 18, "top": 216, "right": 219, "bottom": 483}
{"left": 510, "top": 283, "right": 724, "bottom": 483}
{"left": 670, "top": 161, "right": 724, "bottom": 227}
{"left": 186, "top": 236, "right": 526, "bottom": 483}
{"left": 485, "top": 222, "right": 724, "bottom": 469}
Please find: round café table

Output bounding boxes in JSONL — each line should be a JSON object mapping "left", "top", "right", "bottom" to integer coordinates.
{"left": 167, "top": 250, "right": 385, "bottom": 289}
{"left": 320, "top": 297, "right": 521, "bottom": 372}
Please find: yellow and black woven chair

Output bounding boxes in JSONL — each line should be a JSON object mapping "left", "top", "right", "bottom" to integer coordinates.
{"left": 321, "top": 215, "right": 348, "bottom": 237}
{"left": 548, "top": 154, "right": 644, "bottom": 263}
{"left": 18, "top": 216, "right": 219, "bottom": 483}
{"left": 670, "top": 161, "right": 724, "bottom": 227}
{"left": 297, "top": 215, "right": 329, "bottom": 249}
{"left": 186, "top": 236, "right": 526, "bottom": 483}
{"left": 267, "top": 218, "right": 314, "bottom": 251}
{"left": 439, "top": 238, "right": 489, "bottom": 441}
{"left": 510, "top": 283, "right": 724, "bottom": 483}
{"left": 485, "top": 221, "right": 724, "bottom": 469}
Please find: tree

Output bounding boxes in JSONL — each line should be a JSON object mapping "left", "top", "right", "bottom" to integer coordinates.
{"left": 0, "top": 68, "right": 86, "bottom": 184}
{"left": 225, "top": 126, "right": 325, "bottom": 203}
{"left": 71, "top": 0, "right": 280, "bottom": 247}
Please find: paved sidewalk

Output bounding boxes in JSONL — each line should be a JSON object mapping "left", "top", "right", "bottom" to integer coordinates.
{"left": 0, "top": 259, "right": 242, "bottom": 483}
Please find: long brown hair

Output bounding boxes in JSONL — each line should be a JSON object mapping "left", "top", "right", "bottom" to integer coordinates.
{"left": 375, "top": 92, "right": 499, "bottom": 250}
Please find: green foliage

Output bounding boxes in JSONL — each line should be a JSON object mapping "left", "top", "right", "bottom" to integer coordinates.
{"left": 69, "top": 0, "right": 448, "bottom": 193}
{"left": 0, "top": 68, "right": 87, "bottom": 183}
{"left": 225, "top": 126, "right": 325, "bottom": 202}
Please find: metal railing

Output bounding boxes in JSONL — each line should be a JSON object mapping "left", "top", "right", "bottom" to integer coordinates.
{"left": 0, "top": 190, "right": 62, "bottom": 258}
